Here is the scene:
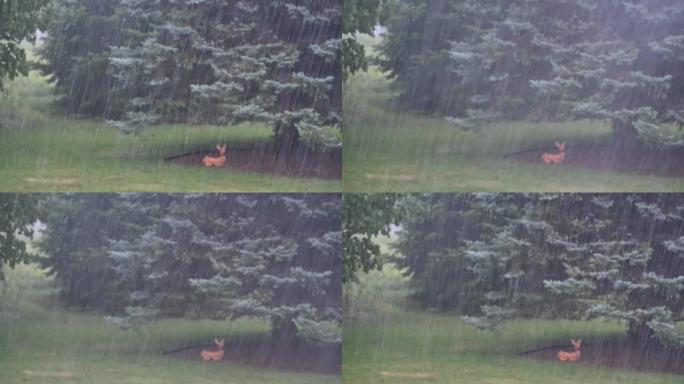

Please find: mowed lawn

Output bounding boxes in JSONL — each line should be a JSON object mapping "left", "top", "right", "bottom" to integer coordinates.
{"left": 0, "top": 71, "right": 341, "bottom": 192}
{"left": 342, "top": 46, "right": 684, "bottom": 192}
{"left": 0, "top": 266, "right": 340, "bottom": 384}
{"left": 343, "top": 266, "right": 683, "bottom": 384}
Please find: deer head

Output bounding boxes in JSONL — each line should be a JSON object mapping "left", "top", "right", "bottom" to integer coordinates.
{"left": 555, "top": 142, "right": 566, "bottom": 152}
{"left": 570, "top": 339, "right": 581, "bottom": 350}
{"left": 214, "top": 338, "right": 225, "bottom": 349}
{"left": 216, "top": 145, "right": 227, "bottom": 156}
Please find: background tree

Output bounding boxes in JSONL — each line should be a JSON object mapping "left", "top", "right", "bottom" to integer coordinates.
{"left": 395, "top": 194, "right": 684, "bottom": 349}
{"left": 392, "top": 193, "right": 516, "bottom": 313}
{"left": 39, "top": 194, "right": 166, "bottom": 312}
{"left": 38, "top": 0, "right": 128, "bottom": 118}
{"left": 40, "top": 194, "right": 342, "bottom": 346}
{"left": 0, "top": 194, "right": 41, "bottom": 280}
{"left": 342, "top": 193, "right": 399, "bottom": 283}
{"left": 342, "top": 0, "right": 393, "bottom": 81}
{"left": 107, "top": 1, "right": 342, "bottom": 148}
{"left": 380, "top": 0, "right": 684, "bottom": 148}
{"left": 0, "top": 0, "right": 48, "bottom": 90}
{"left": 377, "top": 0, "right": 468, "bottom": 114}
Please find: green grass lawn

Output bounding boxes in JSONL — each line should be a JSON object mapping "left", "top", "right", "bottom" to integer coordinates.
{"left": 0, "top": 264, "right": 339, "bottom": 384}
{"left": 343, "top": 265, "right": 683, "bottom": 384}
{"left": 342, "top": 37, "right": 684, "bottom": 192}
{"left": 0, "top": 69, "right": 340, "bottom": 192}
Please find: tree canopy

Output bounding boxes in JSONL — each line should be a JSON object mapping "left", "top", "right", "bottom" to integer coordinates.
{"left": 40, "top": 1, "right": 342, "bottom": 148}
{"left": 40, "top": 194, "right": 341, "bottom": 345}
{"left": 342, "top": 193, "right": 399, "bottom": 283}
{"left": 379, "top": 0, "right": 684, "bottom": 148}
{"left": 39, "top": 0, "right": 128, "bottom": 117}
{"left": 394, "top": 194, "right": 684, "bottom": 349}
{"left": 0, "top": 0, "right": 48, "bottom": 90}
{"left": 342, "top": 0, "right": 393, "bottom": 81}
{"left": 0, "top": 194, "right": 41, "bottom": 280}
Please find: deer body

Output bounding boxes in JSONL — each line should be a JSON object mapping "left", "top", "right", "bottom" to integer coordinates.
{"left": 200, "top": 338, "right": 225, "bottom": 361}
{"left": 202, "top": 145, "right": 227, "bottom": 167}
{"left": 557, "top": 339, "right": 581, "bottom": 362}
{"left": 541, "top": 142, "right": 566, "bottom": 164}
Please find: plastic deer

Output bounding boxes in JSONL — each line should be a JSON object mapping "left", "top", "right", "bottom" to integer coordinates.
{"left": 200, "top": 338, "right": 225, "bottom": 361}
{"left": 557, "top": 339, "right": 581, "bottom": 362}
{"left": 202, "top": 144, "right": 227, "bottom": 167}
{"left": 541, "top": 141, "right": 566, "bottom": 164}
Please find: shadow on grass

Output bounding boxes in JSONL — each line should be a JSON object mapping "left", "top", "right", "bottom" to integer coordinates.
{"left": 522, "top": 340, "right": 684, "bottom": 376}
{"left": 509, "top": 137, "right": 684, "bottom": 178}
{"left": 167, "top": 143, "right": 342, "bottom": 179}
{"left": 167, "top": 334, "right": 341, "bottom": 375}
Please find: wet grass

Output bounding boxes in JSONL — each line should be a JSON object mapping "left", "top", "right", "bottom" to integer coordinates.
{"left": 0, "top": 69, "right": 340, "bottom": 192}
{"left": 0, "top": 265, "right": 339, "bottom": 384}
{"left": 343, "top": 264, "right": 683, "bottom": 384}
{"left": 343, "top": 41, "right": 684, "bottom": 192}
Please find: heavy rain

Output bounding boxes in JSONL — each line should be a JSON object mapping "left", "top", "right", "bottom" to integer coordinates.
{"left": 3, "top": 0, "right": 684, "bottom": 383}
{"left": 0, "top": 193, "right": 342, "bottom": 383}
{"left": 0, "top": 1, "right": 341, "bottom": 192}
{"left": 342, "top": 0, "right": 684, "bottom": 192}
{"left": 343, "top": 193, "right": 684, "bottom": 383}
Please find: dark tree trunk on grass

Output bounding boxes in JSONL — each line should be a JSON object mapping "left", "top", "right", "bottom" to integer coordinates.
{"left": 612, "top": 119, "right": 642, "bottom": 149}
{"left": 271, "top": 319, "right": 298, "bottom": 346}
{"left": 628, "top": 321, "right": 658, "bottom": 349}
{"left": 274, "top": 123, "right": 300, "bottom": 154}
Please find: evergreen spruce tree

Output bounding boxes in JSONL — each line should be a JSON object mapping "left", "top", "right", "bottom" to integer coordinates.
{"left": 39, "top": 0, "right": 128, "bottom": 117}
{"left": 447, "top": 0, "right": 684, "bottom": 147}
{"left": 520, "top": 1, "right": 684, "bottom": 148}
{"left": 377, "top": 0, "right": 465, "bottom": 114}
{"left": 109, "top": 1, "right": 341, "bottom": 148}
{"left": 87, "top": 194, "right": 342, "bottom": 345}
{"left": 380, "top": 0, "right": 684, "bottom": 147}
{"left": 396, "top": 194, "right": 684, "bottom": 348}
{"left": 39, "top": 194, "right": 165, "bottom": 312}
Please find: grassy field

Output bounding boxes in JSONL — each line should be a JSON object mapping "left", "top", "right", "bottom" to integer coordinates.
{"left": 342, "top": 36, "right": 684, "bottom": 192}
{"left": 0, "top": 264, "right": 340, "bottom": 384}
{"left": 0, "top": 61, "right": 340, "bottom": 192}
{"left": 343, "top": 263, "right": 683, "bottom": 384}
